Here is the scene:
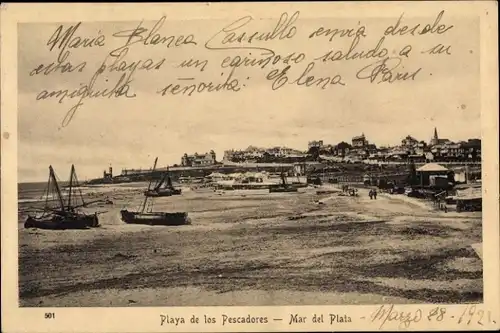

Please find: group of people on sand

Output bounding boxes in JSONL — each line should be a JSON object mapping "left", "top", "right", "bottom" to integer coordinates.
{"left": 341, "top": 185, "right": 359, "bottom": 197}
{"left": 341, "top": 184, "right": 378, "bottom": 199}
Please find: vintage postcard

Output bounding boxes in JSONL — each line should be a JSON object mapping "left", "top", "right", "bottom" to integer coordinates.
{"left": 1, "top": 1, "right": 499, "bottom": 332}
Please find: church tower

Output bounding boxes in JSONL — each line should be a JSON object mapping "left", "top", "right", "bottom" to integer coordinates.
{"left": 430, "top": 127, "right": 439, "bottom": 146}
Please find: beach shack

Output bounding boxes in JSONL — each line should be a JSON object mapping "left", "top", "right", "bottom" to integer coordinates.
{"left": 453, "top": 187, "right": 482, "bottom": 212}
{"left": 205, "top": 172, "right": 223, "bottom": 182}
{"left": 453, "top": 166, "right": 482, "bottom": 184}
{"left": 212, "top": 171, "right": 275, "bottom": 190}
{"left": 416, "top": 163, "right": 453, "bottom": 189}
{"left": 363, "top": 174, "right": 378, "bottom": 186}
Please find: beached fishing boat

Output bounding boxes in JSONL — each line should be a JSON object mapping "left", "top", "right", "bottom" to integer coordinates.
{"left": 144, "top": 168, "right": 182, "bottom": 197}
{"left": 24, "top": 165, "right": 100, "bottom": 230}
{"left": 120, "top": 210, "right": 189, "bottom": 225}
{"left": 121, "top": 158, "right": 190, "bottom": 226}
{"left": 269, "top": 170, "right": 299, "bottom": 193}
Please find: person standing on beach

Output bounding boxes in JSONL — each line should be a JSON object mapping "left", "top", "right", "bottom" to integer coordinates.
{"left": 373, "top": 189, "right": 377, "bottom": 200}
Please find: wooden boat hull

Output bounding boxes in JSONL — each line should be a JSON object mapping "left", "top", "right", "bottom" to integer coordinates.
{"left": 144, "top": 189, "right": 182, "bottom": 197}
{"left": 120, "top": 210, "right": 190, "bottom": 226}
{"left": 24, "top": 213, "right": 99, "bottom": 230}
{"left": 144, "top": 190, "right": 172, "bottom": 197}
{"left": 269, "top": 187, "right": 299, "bottom": 193}
{"left": 291, "top": 183, "right": 308, "bottom": 188}
{"left": 170, "top": 188, "right": 182, "bottom": 195}
{"left": 230, "top": 184, "right": 272, "bottom": 190}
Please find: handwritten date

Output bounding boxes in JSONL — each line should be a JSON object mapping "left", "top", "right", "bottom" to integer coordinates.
{"left": 371, "top": 304, "right": 423, "bottom": 329}
{"left": 371, "top": 304, "right": 497, "bottom": 329}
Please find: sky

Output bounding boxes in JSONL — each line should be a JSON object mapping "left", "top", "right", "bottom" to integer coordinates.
{"left": 17, "top": 13, "right": 481, "bottom": 182}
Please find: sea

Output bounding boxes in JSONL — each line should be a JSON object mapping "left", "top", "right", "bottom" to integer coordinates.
{"left": 18, "top": 181, "right": 147, "bottom": 203}
{"left": 18, "top": 181, "right": 69, "bottom": 203}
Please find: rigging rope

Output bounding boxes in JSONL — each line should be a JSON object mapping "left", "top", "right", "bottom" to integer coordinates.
{"left": 74, "top": 172, "right": 85, "bottom": 207}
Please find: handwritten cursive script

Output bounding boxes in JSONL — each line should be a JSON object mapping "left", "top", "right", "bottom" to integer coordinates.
{"left": 28, "top": 9, "right": 461, "bottom": 128}
{"left": 36, "top": 66, "right": 136, "bottom": 127}
{"left": 46, "top": 22, "right": 106, "bottom": 63}
{"left": 205, "top": 11, "right": 299, "bottom": 53}
{"left": 371, "top": 304, "right": 423, "bottom": 329}
{"left": 356, "top": 57, "right": 422, "bottom": 84}
{"left": 111, "top": 16, "right": 197, "bottom": 56}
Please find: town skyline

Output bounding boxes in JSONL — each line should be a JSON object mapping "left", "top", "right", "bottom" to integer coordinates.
{"left": 19, "top": 125, "right": 481, "bottom": 183}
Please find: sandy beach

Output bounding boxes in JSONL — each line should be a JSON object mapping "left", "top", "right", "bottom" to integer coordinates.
{"left": 18, "top": 184, "right": 483, "bottom": 307}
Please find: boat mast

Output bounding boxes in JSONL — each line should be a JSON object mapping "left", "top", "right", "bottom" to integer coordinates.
{"left": 155, "top": 172, "right": 167, "bottom": 191}
{"left": 67, "top": 164, "right": 74, "bottom": 210}
{"left": 76, "top": 169, "right": 86, "bottom": 207}
{"left": 49, "top": 165, "right": 65, "bottom": 212}
{"left": 166, "top": 168, "right": 173, "bottom": 188}
{"left": 141, "top": 157, "right": 158, "bottom": 213}
{"left": 43, "top": 169, "right": 51, "bottom": 210}
{"left": 154, "top": 168, "right": 172, "bottom": 191}
{"left": 280, "top": 166, "right": 286, "bottom": 186}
